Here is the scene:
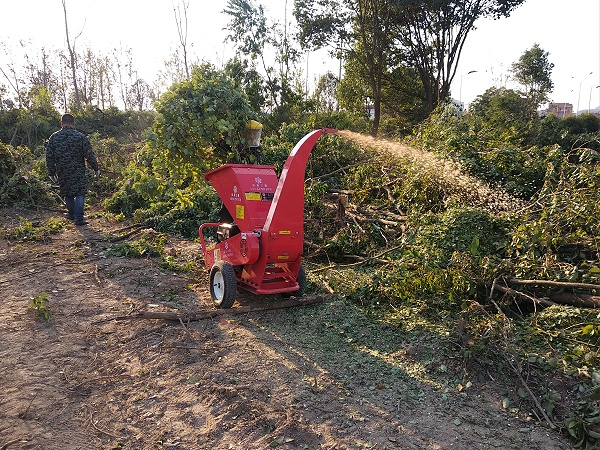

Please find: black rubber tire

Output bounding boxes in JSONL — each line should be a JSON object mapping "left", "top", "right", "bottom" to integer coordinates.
{"left": 282, "top": 263, "right": 306, "bottom": 299}
{"left": 209, "top": 260, "right": 237, "bottom": 308}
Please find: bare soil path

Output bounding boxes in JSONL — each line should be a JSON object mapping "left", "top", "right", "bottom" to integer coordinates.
{"left": 0, "top": 207, "right": 572, "bottom": 449}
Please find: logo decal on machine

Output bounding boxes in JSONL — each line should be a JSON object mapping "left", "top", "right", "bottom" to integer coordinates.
{"left": 230, "top": 185, "right": 241, "bottom": 202}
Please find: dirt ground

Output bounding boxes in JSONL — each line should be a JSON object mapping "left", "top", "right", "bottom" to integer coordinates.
{"left": 0, "top": 206, "right": 573, "bottom": 449}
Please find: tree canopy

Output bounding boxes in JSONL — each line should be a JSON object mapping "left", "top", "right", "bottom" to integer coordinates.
{"left": 294, "top": 0, "right": 527, "bottom": 135}
{"left": 152, "top": 64, "right": 254, "bottom": 167}
{"left": 511, "top": 43, "right": 554, "bottom": 113}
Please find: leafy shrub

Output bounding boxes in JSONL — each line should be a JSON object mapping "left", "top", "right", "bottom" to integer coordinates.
{"left": 74, "top": 106, "right": 155, "bottom": 140}
{"left": 133, "top": 186, "right": 221, "bottom": 238}
{"left": 410, "top": 207, "right": 510, "bottom": 262}
{"left": 0, "top": 143, "right": 55, "bottom": 206}
{"left": 105, "top": 237, "right": 164, "bottom": 258}
{"left": 536, "top": 113, "right": 599, "bottom": 152}
{"left": 151, "top": 63, "right": 254, "bottom": 168}
{"left": 508, "top": 148, "right": 599, "bottom": 282}
{"left": 1, "top": 216, "right": 65, "bottom": 242}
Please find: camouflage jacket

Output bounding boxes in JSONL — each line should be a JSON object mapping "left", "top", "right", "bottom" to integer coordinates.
{"left": 46, "top": 126, "right": 99, "bottom": 197}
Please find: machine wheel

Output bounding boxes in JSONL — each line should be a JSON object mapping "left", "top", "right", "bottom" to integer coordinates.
{"left": 282, "top": 264, "right": 306, "bottom": 299}
{"left": 209, "top": 261, "right": 237, "bottom": 308}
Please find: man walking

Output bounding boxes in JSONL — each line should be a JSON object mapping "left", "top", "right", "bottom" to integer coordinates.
{"left": 46, "top": 113, "right": 99, "bottom": 226}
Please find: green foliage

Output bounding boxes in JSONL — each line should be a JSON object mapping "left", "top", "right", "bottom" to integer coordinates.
{"left": 161, "top": 256, "right": 196, "bottom": 273}
{"left": 511, "top": 43, "right": 554, "bottom": 112}
{"left": 28, "top": 292, "right": 50, "bottom": 320}
{"left": 565, "top": 404, "right": 599, "bottom": 449}
{"left": 106, "top": 162, "right": 222, "bottom": 238}
{"left": 152, "top": 63, "right": 254, "bottom": 167}
{"left": 0, "top": 143, "right": 56, "bottom": 207}
{"left": 105, "top": 236, "right": 165, "bottom": 258}
{"left": 456, "top": 303, "right": 598, "bottom": 447}
{"left": 508, "top": 147, "right": 599, "bottom": 282}
{"left": 348, "top": 208, "right": 508, "bottom": 309}
{"left": 468, "top": 87, "right": 532, "bottom": 145}
{"left": 1, "top": 216, "right": 64, "bottom": 242}
{"left": 0, "top": 86, "right": 58, "bottom": 149}
{"left": 410, "top": 101, "right": 564, "bottom": 199}
{"left": 323, "top": 223, "right": 387, "bottom": 261}
{"left": 536, "top": 113, "right": 599, "bottom": 152}
{"left": 104, "top": 92, "right": 234, "bottom": 238}
{"left": 74, "top": 106, "right": 155, "bottom": 140}
{"left": 133, "top": 187, "right": 221, "bottom": 238}
{"left": 223, "top": 57, "right": 266, "bottom": 113}
{"left": 411, "top": 207, "right": 509, "bottom": 263}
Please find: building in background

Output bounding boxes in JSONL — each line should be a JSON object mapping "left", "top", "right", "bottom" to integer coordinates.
{"left": 547, "top": 102, "right": 573, "bottom": 118}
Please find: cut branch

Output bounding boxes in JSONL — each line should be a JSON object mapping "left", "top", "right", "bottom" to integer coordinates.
{"left": 497, "top": 277, "right": 599, "bottom": 308}
{"left": 491, "top": 283, "right": 558, "bottom": 308}
{"left": 105, "top": 295, "right": 329, "bottom": 323}
{"left": 547, "top": 293, "right": 598, "bottom": 309}
{"left": 505, "top": 277, "right": 599, "bottom": 292}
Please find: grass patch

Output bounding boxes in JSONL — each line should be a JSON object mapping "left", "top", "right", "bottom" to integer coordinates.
{"left": 105, "top": 237, "right": 165, "bottom": 258}
{"left": 28, "top": 291, "right": 50, "bottom": 320}
{"left": 1, "top": 216, "right": 65, "bottom": 242}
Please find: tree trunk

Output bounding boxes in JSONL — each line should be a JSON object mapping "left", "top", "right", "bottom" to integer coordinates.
{"left": 62, "top": 0, "right": 81, "bottom": 110}
{"left": 371, "top": 95, "right": 381, "bottom": 137}
{"left": 174, "top": 1, "right": 190, "bottom": 79}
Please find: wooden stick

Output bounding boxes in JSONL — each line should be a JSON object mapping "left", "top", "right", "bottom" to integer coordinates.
{"left": 548, "top": 293, "right": 598, "bottom": 309}
{"left": 0, "top": 439, "right": 22, "bottom": 450}
{"left": 109, "top": 295, "right": 329, "bottom": 323}
{"left": 505, "top": 277, "right": 599, "bottom": 291}
{"left": 90, "top": 411, "right": 120, "bottom": 439}
{"left": 493, "top": 284, "right": 558, "bottom": 307}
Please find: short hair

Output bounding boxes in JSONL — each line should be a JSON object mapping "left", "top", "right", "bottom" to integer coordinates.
{"left": 61, "top": 113, "right": 75, "bottom": 124}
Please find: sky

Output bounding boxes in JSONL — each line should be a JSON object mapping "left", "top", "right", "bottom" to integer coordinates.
{"left": 1, "top": 0, "right": 599, "bottom": 111}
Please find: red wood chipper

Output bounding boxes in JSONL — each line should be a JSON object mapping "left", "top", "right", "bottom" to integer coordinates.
{"left": 198, "top": 128, "right": 338, "bottom": 308}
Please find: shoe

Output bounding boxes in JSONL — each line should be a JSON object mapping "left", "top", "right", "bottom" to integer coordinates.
{"left": 64, "top": 213, "right": 74, "bottom": 220}
{"left": 74, "top": 220, "right": 89, "bottom": 226}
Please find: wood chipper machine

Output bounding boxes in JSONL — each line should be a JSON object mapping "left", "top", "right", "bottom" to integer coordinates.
{"left": 199, "top": 128, "right": 338, "bottom": 308}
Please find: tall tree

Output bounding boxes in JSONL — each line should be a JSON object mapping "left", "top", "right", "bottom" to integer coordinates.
{"left": 62, "top": 0, "right": 83, "bottom": 110}
{"left": 295, "top": 0, "right": 526, "bottom": 131}
{"left": 295, "top": 0, "right": 395, "bottom": 136}
{"left": 354, "top": 0, "right": 396, "bottom": 136}
{"left": 223, "top": 0, "right": 301, "bottom": 112}
{"left": 223, "top": 57, "right": 266, "bottom": 112}
{"left": 224, "top": 0, "right": 274, "bottom": 107}
{"left": 173, "top": 0, "right": 191, "bottom": 80}
{"left": 127, "top": 78, "right": 151, "bottom": 111}
{"left": 156, "top": 48, "right": 189, "bottom": 93}
{"left": 510, "top": 43, "right": 554, "bottom": 115}
{"left": 313, "top": 71, "right": 339, "bottom": 113}
{"left": 394, "top": 0, "right": 525, "bottom": 113}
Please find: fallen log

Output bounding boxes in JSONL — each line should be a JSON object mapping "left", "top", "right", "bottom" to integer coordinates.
{"left": 548, "top": 293, "right": 598, "bottom": 309}
{"left": 505, "top": 277, "right": 599, "bottom": 292}
{"left": 492, "top": 284, "right": 558, "bottom": 307}
{"left": 491, "top": 277, "right": 599, "bottom": 308}
{"left": 109, "top": 294, "right": 329, "bottom": 323}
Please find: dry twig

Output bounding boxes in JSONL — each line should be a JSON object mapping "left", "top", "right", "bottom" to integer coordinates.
{"left": 90, "top": 411, "right": 121, "bottom": 439}
{"left": 103, "top": 295, "right": 329, "bottom": 323}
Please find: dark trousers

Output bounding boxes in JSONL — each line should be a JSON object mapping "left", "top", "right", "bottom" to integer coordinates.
{"left": 64, "top": 195, "right": 85, "bottom": 221}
